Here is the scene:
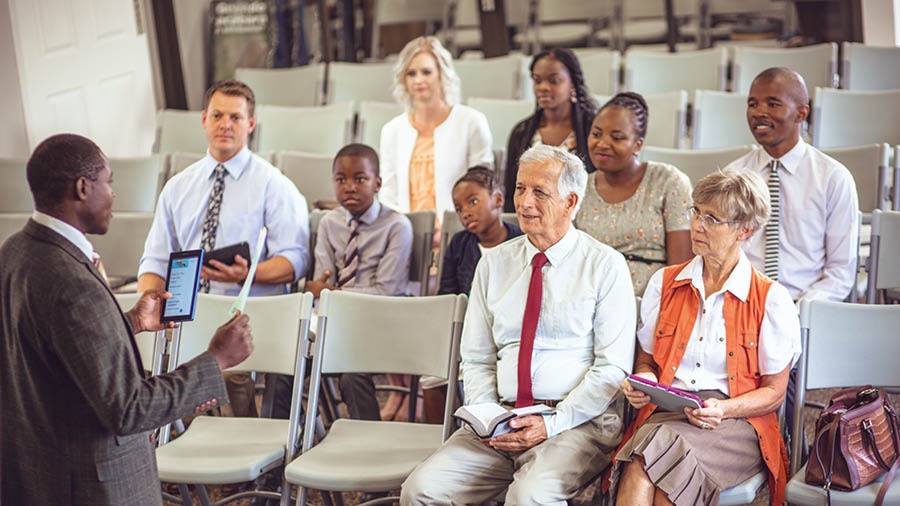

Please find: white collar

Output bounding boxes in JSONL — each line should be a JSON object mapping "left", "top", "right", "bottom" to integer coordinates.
{"left": 31, "top": 210, "right": 95, "bottom": 261}
{"left": 759, "top": 137, "right": 807, "bottom": 176}
{"left": 522, "top": 224, "right": 579, "bottom": 268}
{"left": 674, "top": 250, "right": 753, "bottom": 302}
{"left": 203, "top": 146, "right": 252, "bottom": 179}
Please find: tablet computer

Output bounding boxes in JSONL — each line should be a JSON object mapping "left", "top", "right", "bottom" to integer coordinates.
{"left": 203, "top": 242, "right": 251, "bottom": 269}
{"left": 627, "top": 374, "right": 705, "bottom": 412}
{"left": 161, "top": 249, "right": 203, "bottom": 323}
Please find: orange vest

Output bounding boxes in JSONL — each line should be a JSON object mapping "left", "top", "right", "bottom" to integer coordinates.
{"left": 618, "top": 260, "right": 788, "bottom": 506}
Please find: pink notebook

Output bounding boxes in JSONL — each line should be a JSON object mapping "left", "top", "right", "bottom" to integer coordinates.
{"left": 627, "top": 374, "right": 705, "bottom": 412}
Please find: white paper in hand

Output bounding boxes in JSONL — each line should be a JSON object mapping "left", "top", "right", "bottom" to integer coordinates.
{"left": 229, "top": 227, "right": 267, "bottom": 317}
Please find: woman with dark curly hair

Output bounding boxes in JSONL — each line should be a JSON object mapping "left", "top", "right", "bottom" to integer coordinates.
{"left": 503, "top": 48, "right": 596, "bottom": 211}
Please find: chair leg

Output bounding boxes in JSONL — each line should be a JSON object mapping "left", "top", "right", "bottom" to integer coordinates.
{"left": 177, "top": 484, "right": 192, "bottom": 506}
{"left": 195, "top": 485, "right": 213, "bottom": 506}
{"left": 408, "top": 375, "right": 420, "bottom": 422}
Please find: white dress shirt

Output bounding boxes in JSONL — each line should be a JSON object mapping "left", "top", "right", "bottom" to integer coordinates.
{"left": 724, "top": 138, "right": 859, "bottom": 302}
{"left": 140, "top": 147, "right": 310, "bottom": 296}
{"left": 638, "top": 252, "right": 801, "bottom": 395}
{"left": 461, "top": 226, "right": 636, "bottom": 438}
{"left": 379, "top": 104, "right": 493, "bottom": 216}
{"left": 31, "top": 211, "right": 94, "bottom": 261}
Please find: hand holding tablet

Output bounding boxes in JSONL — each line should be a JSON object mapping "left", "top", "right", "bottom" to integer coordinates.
{"left": 625, "top": 374, "right": 705, "bottom": 412}
{"left": 161, "top": 249, "right": 203, "bottom": 322}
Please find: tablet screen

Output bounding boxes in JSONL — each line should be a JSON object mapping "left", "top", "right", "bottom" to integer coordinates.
{"left": 162, "top": 249, "right": 203, "bottom": 322}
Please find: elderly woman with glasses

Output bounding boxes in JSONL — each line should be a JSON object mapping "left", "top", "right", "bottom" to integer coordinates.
{"left": 611, "top": 170, "right": 801, "bottom": 506}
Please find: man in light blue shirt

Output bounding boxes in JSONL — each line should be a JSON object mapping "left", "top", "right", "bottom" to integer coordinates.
{"left": 401, "top": 145, "right": 636, "bottom": 505}
{"left": 139, "top": 80, "right": 309, "bottom": 420}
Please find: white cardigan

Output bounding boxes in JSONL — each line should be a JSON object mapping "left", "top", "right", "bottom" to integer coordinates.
{"left": 379, "top": 104, "right": 494, "bottom": 216}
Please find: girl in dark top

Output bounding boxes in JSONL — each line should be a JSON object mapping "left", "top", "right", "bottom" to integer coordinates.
{"left": 503, "top": 48, "right": 597, "bottom": 211}
{"left": 439, "top": 166, "right": 523, "bottom": 295}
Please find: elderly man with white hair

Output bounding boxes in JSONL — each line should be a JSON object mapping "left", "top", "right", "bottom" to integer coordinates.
{"left": 401, "top": 144, "right": 636, "bottom": 505}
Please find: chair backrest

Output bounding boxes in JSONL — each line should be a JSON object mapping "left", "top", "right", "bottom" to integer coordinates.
{"left": 113, "top": 292, "right": 160, "bottom": 373}
{"left": 435, "top": 209, "right": 465, "bottom": 291}
{"left": 841, "top": 42, "right": 900, "bottom": 91}
{"left": 255, "top": 102, "right": 354, "bottom": 154}
{"left": 356, "top": 100, "right": 404, "bottom": 149}
{"left": 867, "top": 209, "right": 900, "bottom": 302}
{"left": 235, "top": 64, "right": 325, "bottom": 107}
{"left": 306, "top": 208, "right": 328, "bottom": 277}
{"left": 371, "top": 0, "right": 445, "bottom": 58}
{"left": 640, "top": 145, "right": 753, "bottom": 186}
{"left": 317, "top": 290, "right": 464, "bottom": 377}
{"left": 326, "top": 62, "right": 395, "bottom": 105}
{"left": 154, "top": 109, "right": 207, "bottom": 154}
{"left": 108, "top": 155, "right": 165, "bottom": 213}
{"left": 792, "top": 299, "right": 900, "bottom": 472}
{"left": 274, "top": 150, "right": 335, "bottom": 211}
{"left": 166, "top": 152, "right": 205, "bottom": 180}
{"left": 692, "top": 90, "right": 756, "bottom": 149}
{"left": 455, "top": 54, "right": 530, "bottom": 101}
{"left": 624, "top": 47, "right": 727, "bottom": 97}
{"left": 501, "top": 212, "right": 518, "bottom": 228}
{"left": 572, "top": 48, "right": 621, "bottom": 96}
{"left": 405, "top": 210, "right": 436, "bottom": 295}
{"left": 0, "top": 213, "right": 30, "bottom": 247}
{"left": 171, "top": 292, "right": 313, "bottom": 375}
{"left": 466, "top": 97, "right": 534, "bottom": 151}
{"left": 89, "top": 212, "right": 155, "bottom": 279}
{"left": 821, "top": 143, "right": 891, "bottom": 213}
{"left": 812, "top": 87, "right": 900, "bottom": 149}
{"left": 732, "top": 43, "right": 837, "bottom": 97}
{"left": 0, "top": 157, "right": 33, "bottom": 212}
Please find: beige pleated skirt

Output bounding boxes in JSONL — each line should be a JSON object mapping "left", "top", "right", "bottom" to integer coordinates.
{"left": 609, "top": 391, "right": 765, "bottom": 506}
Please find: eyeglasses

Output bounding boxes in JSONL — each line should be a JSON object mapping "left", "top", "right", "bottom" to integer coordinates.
{"left": 688, "top": 206, "right": 736, "bottom": 228}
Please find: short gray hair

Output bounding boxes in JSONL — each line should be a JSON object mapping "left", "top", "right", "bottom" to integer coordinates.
{"left": 392, "top": 36, "right": 461, "bottom": 110}
{"left": 693, "top": 169, "right": 770, "bottom": 233}
{"left": 518, "top": 144, "right": 587, "bottom": 217}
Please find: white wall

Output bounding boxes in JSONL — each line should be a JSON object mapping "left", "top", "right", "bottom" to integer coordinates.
{"left": 0, "top": 0, "right": 29, "bottom": 158}
{"left": 173, "top": 1, "right": 211, "bottom": 110}
{"left": 862, "top": 0, "right": 900, "bottom": 45}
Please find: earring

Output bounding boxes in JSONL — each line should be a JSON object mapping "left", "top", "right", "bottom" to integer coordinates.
{"left": 570, "top": 90, "right": 577, "bottom": 103}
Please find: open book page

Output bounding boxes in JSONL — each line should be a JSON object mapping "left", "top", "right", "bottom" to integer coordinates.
{"left": 454, "top": 403, "right": 552, "bottom": 438}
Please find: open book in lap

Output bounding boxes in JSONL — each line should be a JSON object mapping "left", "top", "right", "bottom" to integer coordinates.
{"left": 454, "top": 403, "right": 553, "bottom": 438}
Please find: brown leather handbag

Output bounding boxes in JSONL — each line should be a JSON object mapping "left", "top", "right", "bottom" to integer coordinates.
{"left": 805, "top": 386, "right": 900, "bottom": 505}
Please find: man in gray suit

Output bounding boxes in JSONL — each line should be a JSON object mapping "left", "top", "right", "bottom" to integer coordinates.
{"left": 0, "top": 133, "right": 254, "bottom": 506}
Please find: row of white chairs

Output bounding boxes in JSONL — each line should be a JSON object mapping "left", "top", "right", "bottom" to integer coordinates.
{"left": 118, "top": 288, "right": 900, "bottom": 505}
{"left": 231, "top": 41, "right": 900, "bottom": 113}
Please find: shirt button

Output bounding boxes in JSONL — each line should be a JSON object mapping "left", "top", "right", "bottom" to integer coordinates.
{"left": 730, "top": 376, "right": 735, "bottom": 381}
{"left": 691, "top": 379, "right": 696, "bottom": 384}
{"left": 696, "top": 362, "right": 701, "bottom": 367}
{"left": 672, "top": 366, "right": 677, "bottom": 371}
{"left": 750, "top": 341, "right": 755, "bottom": 346}
{"left": 728, "top": 351, "right": 734, "bottom": 356}
{"left": 719, "top": 337, "right": 724, "bottom": 342}
{"left": 679, "top": 343, "right": 685, "bottom": 348}
{"left": 702, "top": 309, "right": 707, "bottom": 314}
{"left": 699, "top": 336, "right": 703, "bottom": 341}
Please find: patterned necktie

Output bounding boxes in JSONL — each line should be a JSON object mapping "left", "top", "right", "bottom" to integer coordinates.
{"left": 764, "top": 160, "right": 780, "bottom": 280}
{"left": 516, "top": 252, "right": 549, "bottom": 408}
{"left": 199, "top": 164, "right": 227, "bottom": 293}
{"left": 92, "top": 251, "right": 109, "bottom": 286}
{"left": 337, "top": 216, "right": 360, "bottom": 288}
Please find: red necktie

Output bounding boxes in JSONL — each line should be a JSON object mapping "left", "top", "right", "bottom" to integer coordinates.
{"left": 516, "top": 252, "right": 548, "bottom": 408}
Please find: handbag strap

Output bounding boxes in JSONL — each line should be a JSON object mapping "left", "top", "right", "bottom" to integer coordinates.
{"left": 875, "top": 456, "right": 899, "bottom": 506}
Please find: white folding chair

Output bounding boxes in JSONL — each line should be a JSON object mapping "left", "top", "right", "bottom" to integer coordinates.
{"left": 731, "top": 43, "right": 838, "bottom": 97}
{"left": 166, "top": 152, "right": 205, "bottom": 180}
{"left": 822, "top": 143, "right": 892, "bottom": 215}
{"left": 235, "top": 65, "right": 325, "bottom": 107}
{"left": 866, "top": 209, "right": 900, "bottom": 304}
{"left": 371, "top": 0, "right": 445, "bottom": 58}
{"left": 639, "top": 145, "right": 754, "bottom": 186}
{"left": 692, "top": 90, "right": 757, "bottom": 149}
{"left": 155, "top": 292, "right": 314, "bottom": 505}
{"left": 623, "top": 47, "right": 727, "bottom": 98}
{"left": 282, "top": 290, "right": 466, "bottom": 505}
{"left": 108, "top": 155, "right": 166, "bottom": 213}
{"left": 0, "top": 157, "right": 32, "bottom": 212}
{"left": 405, "top": 210, "right": 436, "bottom": 296}
{"left": 572, "top": 48, "right": 621, "bottom": 96}
{"left": 812, "top": 87, "right": 900, "bottom": 149}
{"left": 0, "top": 213, "right": 31, "bottom": 246}
{"left": 154, "top": 109, "right": 207, "bottom": 154}
{"left": 455, "top": 54, "right": 531, "bottom": 101}
{"left": 274, "top": 151, "right": 335, "bottom": 211}
{"left": 255, "top": 102, "right": 354, "bottom": 155}
{"left": 325, "top": 62, "right": 395, "bottom": 105}
{"left": 516, "top": 0, "right": 610, "bottom": 52}
{"left": 89, "top": 212, "right": 155, "bottom": 288}
{"left": 466, "top": 97, "right": 534, "bottom": 151}
{"left": 594, "top": 90, "right": 688, "bottom": 150}
{"left": 841, "top": 42, "right": 900, "bottom": 91}
{"left": 435, "top": 209, "right": 465, "bottom": 293}
{"left": 440, "top": 0, "right": 529, "bottom": 56}
{"left": 356, "top": 101, "right": 404, "bottom": 149}
{"left": 785, "top": 300, "right": 900, "bottom": 505}
{"left": 113, "top": 292, "right": 165, "bottom": 376}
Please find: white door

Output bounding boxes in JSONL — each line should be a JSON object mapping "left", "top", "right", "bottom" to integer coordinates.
{"left": 9, "top": 0, "right": 157, "bottom": 157}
